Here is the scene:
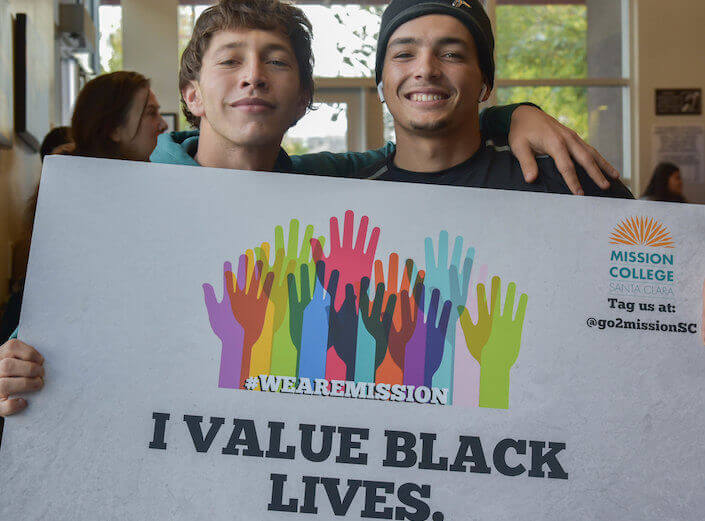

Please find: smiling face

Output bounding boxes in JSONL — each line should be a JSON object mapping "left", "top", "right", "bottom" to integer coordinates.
{"left": 381, "top": 14, "right": 487, "bottom": 138}
{"left": 182, "top": 28, "right": 308, "bottom": 148}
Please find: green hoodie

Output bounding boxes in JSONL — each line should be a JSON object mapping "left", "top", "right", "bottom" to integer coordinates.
{"left": 150, "top": 104, "right": 531, "bottom": 175}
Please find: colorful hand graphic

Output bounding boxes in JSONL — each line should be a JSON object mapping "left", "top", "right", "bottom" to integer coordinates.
{"left": 328, "top": 283, "right": 359, "bottom": 381}
{"left": 225, "top": 254, "right": 275, "bottom": 388}
{"left": 311, "top": 210, "right": 380, "bottom": 310}
{"left": 385, "top": 271, "right": 424, "bottom": 384}
{"left": 297, "top": 262, "right": 339, "bottom": 381}
{"left": 356, "top": 277, "right": 396, "bottom": 383}
{"left": 477, "top": 276, "right": 528, "bottom": 409}
{"left": 424, "top": 231, "right": 475, "bottom": 397}
{"left": 423, "top": 289, "right": 452, "bottom": 388}
{"left": 458, "top": 276, "right": 498, "bottom": 364}
{"left": 202, "top": 261, "right": 245, "bottom": 389}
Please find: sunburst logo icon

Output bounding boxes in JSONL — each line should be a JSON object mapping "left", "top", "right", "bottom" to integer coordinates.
{"left": 609, "top": 216, "right": 675, "bottom": 248}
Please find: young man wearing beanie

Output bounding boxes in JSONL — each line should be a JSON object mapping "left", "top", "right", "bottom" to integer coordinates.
{"left": 359, "top": 0, "right": 632, "bottom": 199}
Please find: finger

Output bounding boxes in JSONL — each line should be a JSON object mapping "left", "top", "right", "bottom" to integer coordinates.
{"left": 0, "top": 358, "right": 45, "bottom": 378}
{"left": 400, "top": 290, "right": 411, "bottom": 327}
{"left": 504, "top": 282, "right": 517, "bottom": 317}
{"left": 552, "top": 145, "right": 584, "bottom": 195}
{"left": 449, "top": 265, "right": 460, "bottom": 300}
{"left": 457, "top": 305, "right": 472, "bottom": 331}
{"left": 0, "top": 339, "right": 44, "bottom": 365}
{"left": 300, "top": 264, "right": 311, "bottom": 301}
{"left": 287, "top": 219, "right": 299, "bottom": 259}
{"left": 330, "top": 216, "right": 341, "bottom": 251}
{"left": 476, "top": 283, "right": 488, "bottom": 318}
{"left": 342, "top": 211, "right": 354, "bottom": 250}
{"left": 590, "top": 146, "right": 620, "bottom": 179}
{"left": 372, "top": 282, "right": 385, "bottom": 318}
{"left": 428, "top": 289, "right": 440, "bottom": 327}
{"left": 327, "top": 269, "right": 340, "bottom": 303}
{"left": 202, "top": 283, "right": 217, "bottom": 309}
{"left": 515, "top": 294, "right": 529, "bottom": 325}
{"left": 274, "top": 224, "right": 285, "bottom": 254}
{"left": 374, "top": 259, "right": 385, "bottom": 289}
{"left": 287, "top": 272, "right": 298, "bottom": 306}
{"left": 460, "top": 255, "right": 474, "bottom": 299}
{"left": 366, "top": 226, "right": 381, "bottom": 260}
{"left": 0, "top": 376, "right": 44, "bottom": 397}
{"left": 300, "top": 224, "right": 314, "bottom": 262}
{"left": 261, "top": 272, "right": 275, "bottom": 300}
{"left": 566, "top": 136, "right": 609, "bottom": 190}
{"left": 384, "top": 293, "right": 397, "bottom": 322}
{"left": 490, "top": 276, "right": 501, "bottom": 315}
{"left": 0, "top": 397, "right": 28, "bottom": 416}
{"left": 315, "top": 260, "right": 326, "bottom": 294}
{"left": 310, "top": 238, "right": 324, "bottom": 263}
{"left": 388, "top": 253, "right": 399, "bottom": 294}
{"left": 401, "top": 258, "right": 414, "bottom": 293}
{"left": 512, "top": 139, "right": 540, "bottom": 183}
{"left": 222, "top": 261, "right": 233, "bottom": 293}
{"left": 359, "top": 277, "right": 371, "bottom": 315}
{"left": 450, "top": 235, "right": 463, "bottom": 270}
{"left": 439, "top": 300, "right": 452, "bottom": 334}
{"left": 355, "top": 215, "right": 369, "bottom": 252}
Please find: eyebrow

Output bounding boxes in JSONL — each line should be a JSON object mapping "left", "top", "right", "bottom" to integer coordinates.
{"left": 213, "top": 41, "right": 294, "bottom": 55}
{"left": 388, "top": 36, "right": 470, "bottom": 48}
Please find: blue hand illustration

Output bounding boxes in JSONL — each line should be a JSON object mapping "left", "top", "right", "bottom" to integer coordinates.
{"left": 298, "top": 262, "right": 338, "bottom": 381}
{"left": 424, "top": 231, "right": 475, "bottom": 399}
{"left": 424, "top": 289, "right": 452, "bottom": 388}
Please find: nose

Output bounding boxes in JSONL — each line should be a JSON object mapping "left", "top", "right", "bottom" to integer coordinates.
{"left": 157, "top": 114, "right": 168, "bottom": 134}
{"left": 414, "top": 50, "right": 441, "bottom": 81}
{"left": 240, "top": 59, "right": 267, "bottom": 91}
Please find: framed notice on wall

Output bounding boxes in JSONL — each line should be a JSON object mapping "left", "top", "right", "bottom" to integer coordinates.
{"left": 656, "top": 88, "right": 702, "bottom": 116}
{"left": 2, "top": 157, "right": 705, "bottom": 520}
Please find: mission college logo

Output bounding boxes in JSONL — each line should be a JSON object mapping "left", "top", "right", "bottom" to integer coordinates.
{"left": 202, "top": 211, "right": 530, "bottom": 410}
{"left": 608, "top": 216, "right": 675, "bottom": 249}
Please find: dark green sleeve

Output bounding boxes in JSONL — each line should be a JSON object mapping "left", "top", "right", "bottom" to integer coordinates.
{"left": 479, "top": 103, "right": 541, "bottom": 140}
{"left": 291, "top": 142, "right": 396, "bottom": 177}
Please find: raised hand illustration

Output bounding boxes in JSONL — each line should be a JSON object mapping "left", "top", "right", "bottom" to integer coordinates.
{"left": 356, "top": 277, "right": 396, "bottom": 383}
{"left": 203, "top": 261, "right": 245, "bottom": 389}
{"left": 457, "top": 275, "right": 497, "bottom": 364}
{"left": 403, "top": 282, "right": 428, "bottom": 387}
{"left": 328, "top": 283, "right": 359, "bottom": 381}
{"left": 295, "top": 262, "right": 339, "bottom": 382}
{"left": 311, "top": 210, "right": 380, "bottom": 310}
{"left": 385, "top": 270, "right": 424, "bottom": 384}
{"left": 225, "top": 254, "right": 275, "bottom": 388}
{"left": 423, "top": 289, "right": 452, "bottom": 388}
{"left": 477, "top": 276, "right": 528, "bottom": 409}
{"left": 424, "top": 231, "right": 475, "bottom": 397}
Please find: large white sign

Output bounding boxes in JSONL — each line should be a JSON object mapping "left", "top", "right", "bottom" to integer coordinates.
{"left": 2, "top": 156, "right": 705, "bottom": 520}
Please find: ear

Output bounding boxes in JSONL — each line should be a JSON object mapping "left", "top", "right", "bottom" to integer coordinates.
{"left": 182, "top": 80, "right": 205, "bottom": 119}
{"left": 109, "top": 127, "right": 123, "bottom": 144}
{"left": 479, "top": 82, "right": 490, "bottom": 103}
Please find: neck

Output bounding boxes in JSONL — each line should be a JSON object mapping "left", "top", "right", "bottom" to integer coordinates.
{"left": 393, "top": 120, "right": 482, "bottom": 173}
{"left": 194, "top": 120, "right": 281, "bottom": 172}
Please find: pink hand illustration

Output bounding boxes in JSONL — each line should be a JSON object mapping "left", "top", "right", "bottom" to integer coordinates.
{"left": 202, "top": 261, "right": 245, "bottom": 389}
{"left": 311, "top": 210, "right": 380, "bottom": 310}
{"left": 225, "top": 254, "right": 274, "bottom": 388}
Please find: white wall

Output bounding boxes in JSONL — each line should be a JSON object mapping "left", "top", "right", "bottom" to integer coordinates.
{"left": 121, "top": 0, "right": 180, "bottom": 116}
{"left": 0, "top": 0, "right": 58, "bottom": 305}
{"left": 633, "top": 0, "right": 705, "bottom": 201}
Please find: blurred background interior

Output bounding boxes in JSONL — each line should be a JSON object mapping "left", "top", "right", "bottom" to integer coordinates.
{"left": 0, "top": 0, "right": 704, "bottom": 311}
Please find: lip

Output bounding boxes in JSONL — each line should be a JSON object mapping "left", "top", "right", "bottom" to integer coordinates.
{"left": 403, "top": 88, "right": 451, "bottom": 104}
{"left": 230, "top": 97, "right": 276, "bottom": 112}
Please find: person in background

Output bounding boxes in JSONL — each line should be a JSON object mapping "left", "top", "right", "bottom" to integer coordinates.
{"left": 0, "top": 127, "right": 73, "bottom": 343}
{"left": 641, "top": 162, "right": 686, "bottom": 203}
{"left": 69, "top": 71, "right": 167, "bottom": 161}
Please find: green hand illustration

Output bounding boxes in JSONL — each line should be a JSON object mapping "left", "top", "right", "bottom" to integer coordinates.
{"left": 478, "top": 276, "right": 528, "bottom": 409}
{"left": 458, "top": 279, "right": 497, "bottom": 363}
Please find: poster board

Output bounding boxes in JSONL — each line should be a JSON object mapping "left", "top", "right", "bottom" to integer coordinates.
{"left": 2, "top": 156, "right": 705, "bottom": 520}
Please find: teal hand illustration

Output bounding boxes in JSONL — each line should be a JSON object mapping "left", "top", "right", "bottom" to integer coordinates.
{"left": 477, "top": 276, "right": 528, "bottom": 409}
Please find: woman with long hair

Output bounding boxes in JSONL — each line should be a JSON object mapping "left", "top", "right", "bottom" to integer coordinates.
{"left": 641, "top": 162, "right": 686, "bottom": 202}
{"left": 70, "top": 71, "right": 167, "bottom": 161}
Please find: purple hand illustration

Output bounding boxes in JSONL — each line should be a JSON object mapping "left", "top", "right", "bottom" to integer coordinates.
{"left": 202, "top": 261, "right": 245, "bottom": 389}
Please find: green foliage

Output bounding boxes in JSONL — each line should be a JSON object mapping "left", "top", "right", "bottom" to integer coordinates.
{"left": 495, "top": 5, "right": 589, "bottom": 138}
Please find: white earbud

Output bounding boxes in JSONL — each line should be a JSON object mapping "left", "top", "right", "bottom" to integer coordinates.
{"left": 478, "top": 84, "right": 487, "bottom": 103}
{"left": 377, "top": 82, "right": 385, "bottom": 103}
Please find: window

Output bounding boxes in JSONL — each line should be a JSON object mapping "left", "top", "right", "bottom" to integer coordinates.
{"left": 98, "top": 4, "right": 122, "bottom": 73}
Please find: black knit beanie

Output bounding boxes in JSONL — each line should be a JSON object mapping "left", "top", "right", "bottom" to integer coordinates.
{"left": 375, "top": 0, "right": 495, "bottom": 89}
